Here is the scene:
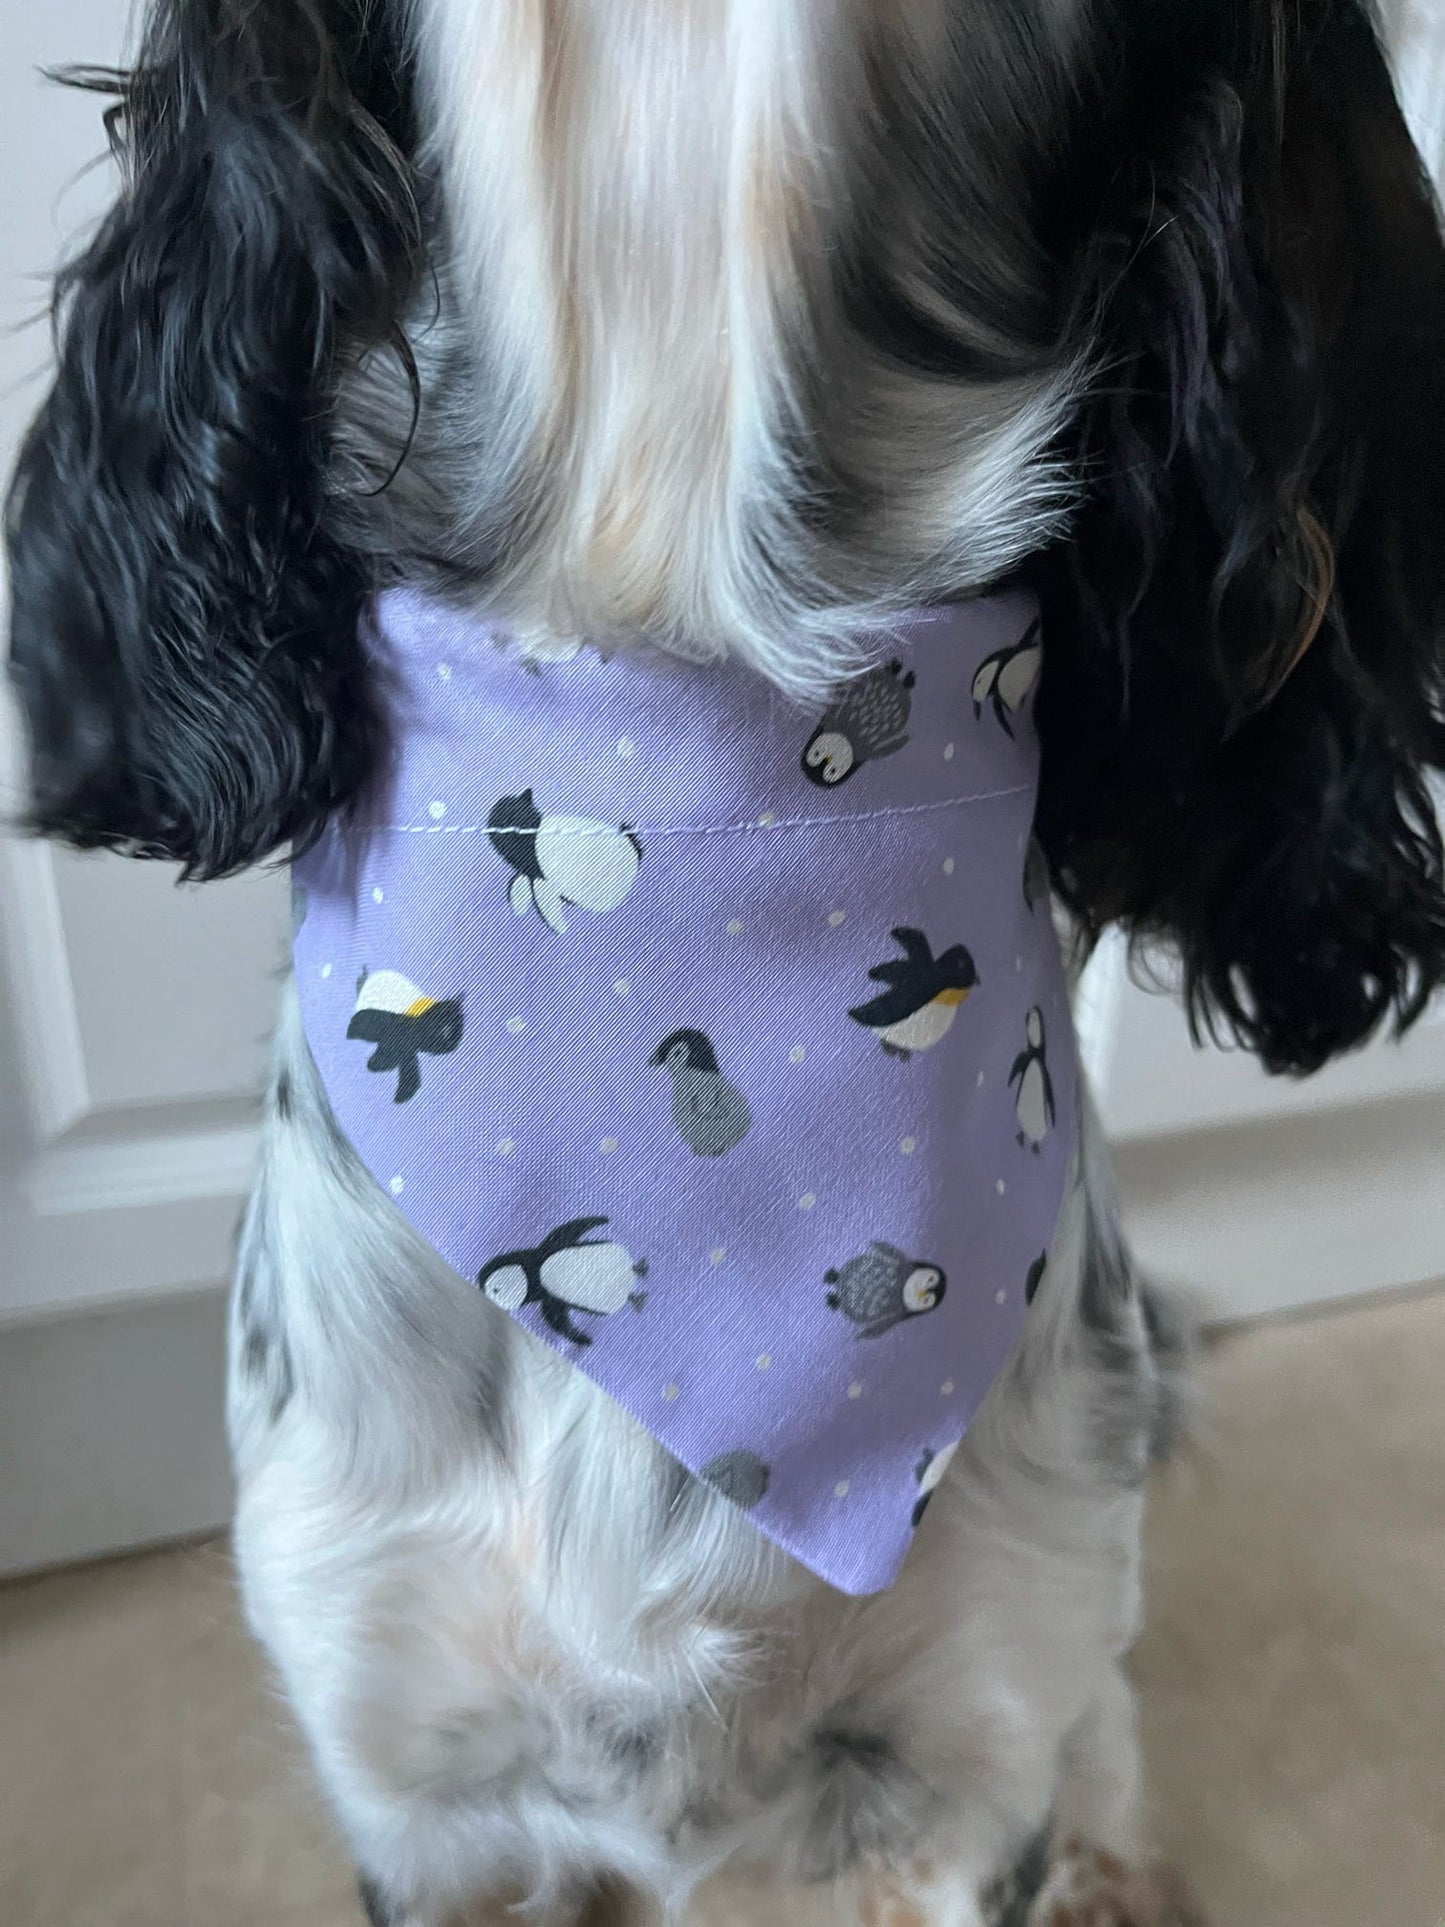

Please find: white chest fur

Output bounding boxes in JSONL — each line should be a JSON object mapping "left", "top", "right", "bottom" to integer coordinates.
{"left": 411, "top": 0, "right": 1077, "bottom": 686}
{"left": 417, "top": 0, "right": 839, "bottom": 640}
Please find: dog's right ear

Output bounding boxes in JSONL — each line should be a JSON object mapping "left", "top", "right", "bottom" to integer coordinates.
{"left": 1037, "top": 0, "right": 1445, "bottom": 1075}
{"left": 4, "top": 0, "right": 422, "bottom": 877}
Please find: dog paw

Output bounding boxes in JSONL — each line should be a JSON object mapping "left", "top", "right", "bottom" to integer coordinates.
{"left": 855, "top": 1858, "right": 979, "bottom": 1927}
{"left": 858, "top": 1874, "right": 931, "bottom": 1927}
{"left": 1024, "top": 1838, "right": 1204, "bottom": 1927}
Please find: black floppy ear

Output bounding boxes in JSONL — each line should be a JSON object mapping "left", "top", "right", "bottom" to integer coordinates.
{"left": 1038, "top": 0, "right": 1445, "bottom": 1073}
{"left": 4, "top": 0, "right": 422, "bottom": 878}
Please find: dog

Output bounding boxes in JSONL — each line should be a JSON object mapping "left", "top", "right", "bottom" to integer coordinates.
{"left": 7, "top": 2, "right": 1445, "bottom": 1922}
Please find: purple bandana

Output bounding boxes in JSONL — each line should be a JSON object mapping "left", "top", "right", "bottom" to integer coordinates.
{"left": 292, "top": 588, "right": 1078, "bottom": 1594}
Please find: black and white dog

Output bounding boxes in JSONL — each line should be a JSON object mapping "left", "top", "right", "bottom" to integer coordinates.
{"left": 7, "top": 3, "right": 1445, "bottom": 1922}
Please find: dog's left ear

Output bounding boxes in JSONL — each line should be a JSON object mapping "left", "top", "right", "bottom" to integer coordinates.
{"left": 5, "top": 0, "right": 423, "bottom": 878}
{"left": 1039, "top": 0, "right": 1445, "bottom": 1073}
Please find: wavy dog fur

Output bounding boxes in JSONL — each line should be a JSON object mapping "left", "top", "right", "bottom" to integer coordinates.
{"left": 6, "top": 0, "right": 422, "bottom": 877}
{"left": 9, "top": 0, "right": 1445, "bottom": 1070}
{"left": 7, "top": 2, "right": 1445, "bottom": 1921}
{"left": 1037, "top": 0, "right": 1445, "bottom": 1072}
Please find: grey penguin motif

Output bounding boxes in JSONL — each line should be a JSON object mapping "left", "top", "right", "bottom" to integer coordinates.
{"left": 477, "top": 1216, "right": 649, "bottom": 1347}
{"left": 801, "top": 660, "right": 915, "bottom": 787}
{"left": 849, "top": 927, "right": 978, "bottom": 1059}
{"left": 825, "top": 1242, "right": 947, "bottom": 1339}
{"left": 971, "top": 617, "right": 1042, "bottom": 737}
{"left": 651, "top": 1029, "right": 752, "bottom": 1157}
{"left": 1008, "top": 1006, "right": 1055, "bottom": 1151}
{"left": 700, "top": 1450, "right": 771, "bottom": 1511}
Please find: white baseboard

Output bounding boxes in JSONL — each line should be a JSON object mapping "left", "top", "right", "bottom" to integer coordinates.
{"left": 0, "top": 1287, "right": 232, "bottom": 1578}
{"left": 1115, "top": 1091, "right": 1445, "bottom": 1325}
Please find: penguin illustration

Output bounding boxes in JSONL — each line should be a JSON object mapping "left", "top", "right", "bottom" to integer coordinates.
{"left": 700, "top": 1450, "right": 771, "bottom": 1512}
{"left": 347, "top": 970, "right": 463, "bottom": 1103}
{"left": 801, "top": 660, "right": 915, "bottom": 787}
{"left": 849, "top": 927, "right": 978, "bottom": 1058}
{"left": 651, "top": 1029, "right": 752, "bottom": 1157}
{"left": 1021, "top": 834, "right": 1050, "bottom": 914}
{"left": 477, "top": 1216, "right": 649, "bottom": 1347}
{"left": 1008, "top": 1006, "right": 1056, "bottom": 1150}
{"left": 970, "top": 618, "right": 1042, "bottom": 737}
{"left": 487, "top": 788, "right": 642, "bottom": 934}
{"left": 912, "top": 1440, "right": 960, "bottom": 1528}
{"left": 1024, "top": 1252, "right": 1048, "bottom": 1306}
{"left": 825, "top": 1242, "right": 947, "bottom": 1339}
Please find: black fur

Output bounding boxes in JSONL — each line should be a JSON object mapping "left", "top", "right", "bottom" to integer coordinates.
{"left": 1037, "top": 0, "right": 1445, "bottom": 1073}
{"left": 4, "top": 0, "right": 422, "bottom": 879}
{"left": 234, "top": 1233, "right": 295, "bottom": 1425}
{"left": 357, "top": 1876, "right": 394, "bottom": 1927}
{"left": 981, "top": 1826, "right": 1052, "bottom": 1927}
{"left": 797, "top": 1726, "right": 938, "bottom": 1883}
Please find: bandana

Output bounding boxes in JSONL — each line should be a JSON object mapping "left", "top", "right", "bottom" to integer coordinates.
{"left": 291, "top": 587, "right": 1078, "bottom": 1594}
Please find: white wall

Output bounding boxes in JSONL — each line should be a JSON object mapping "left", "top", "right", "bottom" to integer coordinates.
{"left": 0, "top": 1, "right": 289, "bottom": 1573}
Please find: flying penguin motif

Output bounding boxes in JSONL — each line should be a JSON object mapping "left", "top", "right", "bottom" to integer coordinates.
{"left": 971, "top": 617, "right": 1042, "bottom": 737}
{"left": 651, "top": 1029, "right": 753, "bottom": 1157}
{"left": 849, "top": 927, "right": 978, "bottom": 1058}
{"left": 825, "top": 1242, "right": 947, "bottom": 1339}
{"left": 801, "top": 660, "right": 916, "bottom": 787}
{"left": 912, "top": 1440, "right": 960, "bottom": 1528}
{"left": 1008, "top": 1005, "right": 1056, "bottom": 1151}
{"left": 477, "top": 1216, "right": 649, "bottom": 1347}
{"left": 487, "top": 788, "right": 642, "bottom": 934}
{"left": 347, "top": 970, "right": 463, "bottom": 1103}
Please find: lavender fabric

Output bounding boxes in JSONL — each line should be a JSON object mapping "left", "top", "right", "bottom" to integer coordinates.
{"left": 292, "top": 587, "right": 1078, "bottom": 1594}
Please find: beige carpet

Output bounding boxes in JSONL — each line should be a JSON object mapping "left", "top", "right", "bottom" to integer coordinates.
{"left": 2, "top": 1289, "right": 1442, "bottom": 1927}
{"left": 1135, "top": 1289, "right": 1445, "bottom": 1925}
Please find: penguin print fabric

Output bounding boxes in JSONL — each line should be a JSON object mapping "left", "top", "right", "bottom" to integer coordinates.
{"left": 292, "top": 587, "right": 1078, "bottom": 1595}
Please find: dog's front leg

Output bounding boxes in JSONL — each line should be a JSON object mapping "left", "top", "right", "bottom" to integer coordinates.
{"left": 845, "top": 1858, "right": 987, "bottom": 1927}
{"left": 694, "top": 1861, "right": 988, "bottom": 1927}
{"left": 360, "top": 1876, "right": 650, "bottom": 1927}
{"left": 1021, "top": 1846, "right": 1202, "bottom": 1927}
{"left": 1051, "top": 1664, "right": 1146, "bottom": 1866}
{"left": 1023, "top": 1668, "right": 1204, "bottom": 1927}
{"left": 359, "top": 1882, "right": 608, "bottom": 1927}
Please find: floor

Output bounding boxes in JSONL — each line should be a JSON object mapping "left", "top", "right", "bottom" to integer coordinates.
{"left": 3, "top": 1290, "right": 1443, "bottom": 1927}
